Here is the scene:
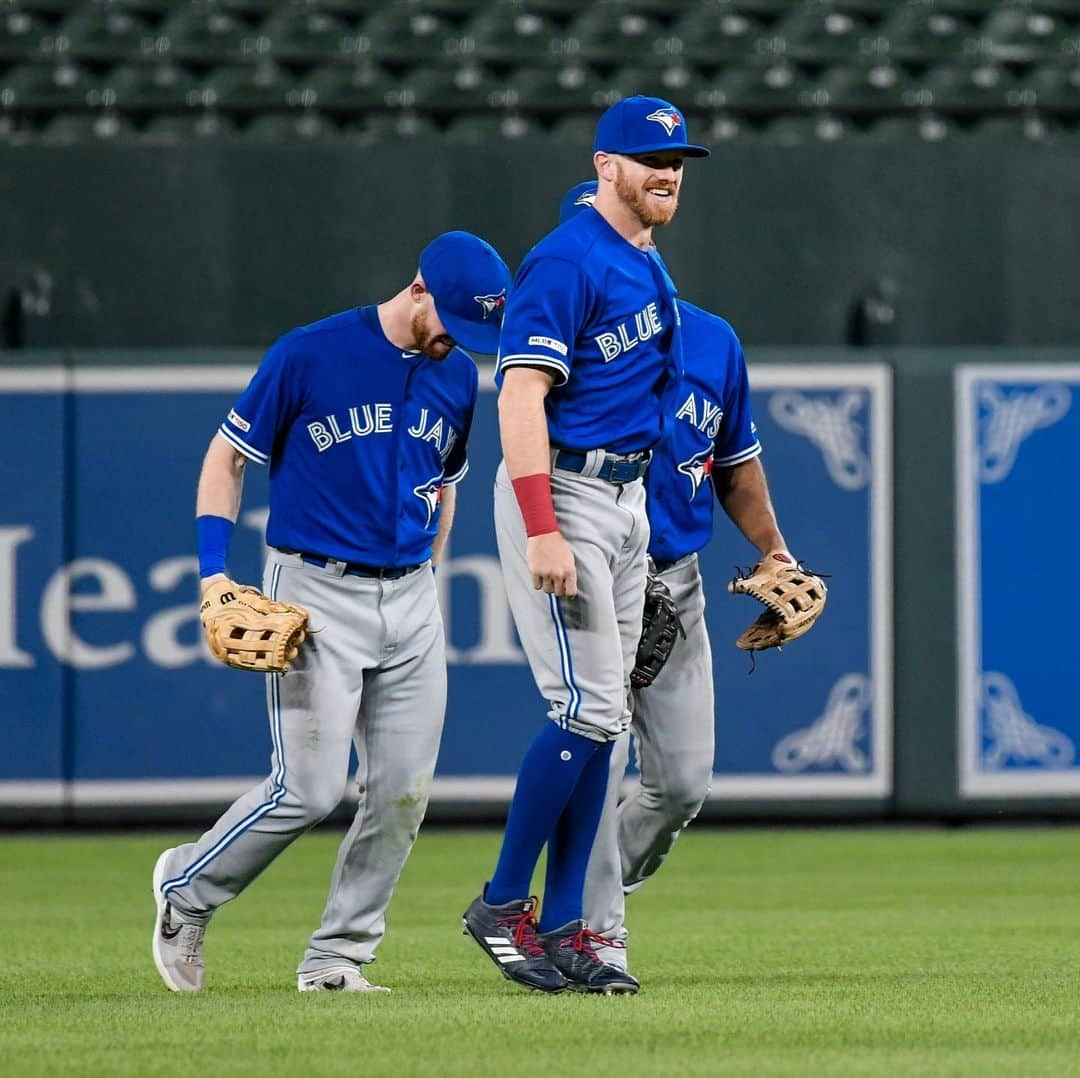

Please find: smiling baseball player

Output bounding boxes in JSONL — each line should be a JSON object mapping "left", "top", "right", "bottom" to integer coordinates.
{"left": 151, "top": 231, "right": 511, "bottom": 994}
{"left": 558, "top": 181, "right": 824, "bottom": 977}
{"left": 462, "top": 98, "right": 709, "bottom": 995}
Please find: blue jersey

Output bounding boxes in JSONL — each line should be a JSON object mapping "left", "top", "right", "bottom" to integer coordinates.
{"left": 219, "top": 306, "right": 478, "bottom": 567}
{"left": 496, "top": 207, "right": 681, "bottom": 454}
{"left": 646, "top": 301, "right": 761, "bottom": 562}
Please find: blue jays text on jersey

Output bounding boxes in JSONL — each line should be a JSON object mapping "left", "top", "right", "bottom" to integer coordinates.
{"left": 645, "top": 300, "right": 761, "bottom": 563}
{"left": 219, "top": 306, "right": 478, "bottom": 567}
{"left": 496, "top": 207, "right": 683, "bottom": 454}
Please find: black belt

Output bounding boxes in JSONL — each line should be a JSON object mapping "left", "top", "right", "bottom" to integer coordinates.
{"left": 652, "top": 554, "right": 691, "bottom": 574}
{"left": 553, "top": 449, "right": 651, "bottom": 484}
{"left": 281, "top": 550, "right": 425, "bottom": 580}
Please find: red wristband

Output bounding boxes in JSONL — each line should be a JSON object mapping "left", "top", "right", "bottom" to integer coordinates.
{"left": 511, "top": 473, "right": 559, "bottom": 537}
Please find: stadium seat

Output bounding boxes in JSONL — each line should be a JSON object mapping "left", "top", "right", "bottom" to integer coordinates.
{"left": 1023, "top": 62, "right": 1080, "bottom": 114}
{"left": 863, "top": 112, "right": 957, "bottom": 142}
{"left": 563, "top": 8, "right": 668, "bottom": 66}
{"left": 52, "top": 7, "right": 153, "bottom": 63}
{"left": 725, "top": 0, "right": 801, "bottom": 16}
{"left": 759, "top": 112, "right": 854, "bottom": 144}
{"left": 507, "top": 65, "right": 615, "bottom": 112}
{"left": 920, "top": 60, "right": 1022, "bottom": 111}
{"left": 818, "top": 60, "right": 918, "bottom": 111}
{"left": 156, "top": 9, "right": 256, "bottom": 64}
{"left": 260, "top": 9, "right": 355, "bottom": 63}
{"left": 342, "top": 110, "right": 438, "bottom": 141}
{"left": 40, "top": 110, "right": 135, "bottom": 141}
{"left": 457, "top": 8, "right": 563, "bottom": 66}
{"left": 142, "top": 110, "right": 239, "bottom": 141}
{"left": 873, "top": 5, "right": 974, "bottom": 65}
{"left": 246, "top": 110, "right": 337, "bottom": 140}
{"left": 392, "top": 65, "right": 505, "bottom": 111}
{"left": 931, "top": 0, "right": 1000, "bottom": 15}
{"left": 444, "top": 112, "right": 542, "bottom": 142}
{"left": 702, "top": 59, "right": 815, "bottom": 112}
{"left": 300, "top": 62, "right": 393, "bottom": 110}
{"left": 202, "top": 62, "right": 300, "bottom": 110}
{"left": 547, "top": 112, "right": 599, "bottom": 143}
{"left": 0, "top": 9, "right": 49, "bottom": 62}
{"left": 969, "top": 111, "right": 1058, "bottom": 141}
{"left": 0, "top": 61, "right": 100, "bottom": 109}
{"left": 608, "top": 62, "right": 710, "bottom": 106}
{"left": 670, "top": 6, "right": 769, "bottom": 66}
{"left": 103, "top": 61, "right": 201, "bottom": 110}
{"left": 978, "top": 7, "right": 1075, "bottom": 64}
{"left": 358, "top": 8, "right": 456, "bottom": 64}
{"left": 768, "top": 6, "right": 872, "bottom": 64}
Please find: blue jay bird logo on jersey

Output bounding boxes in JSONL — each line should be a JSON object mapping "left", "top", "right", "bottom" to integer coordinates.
{"left": 413, "top": 475, "right": 443, "bottom": 527}
{"left": 677, "top": 448, "right": 714, "bottom": 499}
{"left": 574, "top": 190, "right": 597, "bottom": 208}
{"left": 646, "top": 108, "right": 683, "bottom": 136}
{"left": 475, "top": 290, "right": 506, "bottom": 320}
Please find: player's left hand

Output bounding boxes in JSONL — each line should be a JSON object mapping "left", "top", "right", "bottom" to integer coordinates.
{"left": 728, "top": 551, "right": 827, "bottom": 651}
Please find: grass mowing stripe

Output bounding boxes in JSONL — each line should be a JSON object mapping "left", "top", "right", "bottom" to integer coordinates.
{"left": 2, "top": 829, "right": 1080, "bottom": 1076}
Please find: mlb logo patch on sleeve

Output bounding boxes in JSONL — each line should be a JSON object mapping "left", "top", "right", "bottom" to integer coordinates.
{"left": 528, "top": 336, "right": 568, "bottom": 356}
{"left": 228, "top": 409, "right": 251, "bottom": 433}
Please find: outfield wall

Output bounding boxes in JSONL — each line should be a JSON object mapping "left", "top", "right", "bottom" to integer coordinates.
{"left": 0, "top": 349, "right": 1077, "bottom": 822}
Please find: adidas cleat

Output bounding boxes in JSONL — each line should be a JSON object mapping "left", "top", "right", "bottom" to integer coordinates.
{"left": 539, "top": 921, "right": 640, "bottom": 995}
{"left": 462, "top": 892, "right": 567, "bottom": 993}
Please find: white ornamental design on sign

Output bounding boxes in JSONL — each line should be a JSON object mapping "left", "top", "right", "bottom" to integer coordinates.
{"left": 771, "top": 674, "right": 871, "bottom": 773}
{"left": 979, "top": 672, "right": 1074, "bottom": 770}
{"left": 769, "top": 391, "right": 870, "bottom": 491}
{"left": 977, "top": 383, "right": 1070, "bottom": 483}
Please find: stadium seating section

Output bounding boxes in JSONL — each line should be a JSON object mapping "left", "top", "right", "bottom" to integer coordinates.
{"left": 0, "top": 0, "right": 1077, "bottom": 141}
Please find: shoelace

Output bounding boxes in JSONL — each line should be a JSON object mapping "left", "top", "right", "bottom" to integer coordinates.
{"left": 496, "top": 900, "right": 546, "bottom": 958}
{"left": 177, "top": 923, "right": 206, "bottom": 962}
{"left": 562, "top": 926, "right": 618, "bottom": 965}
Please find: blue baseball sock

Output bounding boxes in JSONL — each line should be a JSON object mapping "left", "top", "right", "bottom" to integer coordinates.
{"left": 485, "top": 724, "right": 604, "bottom": 906}
{"left": 537, "top": 739, "right": 614, "bottom": 933}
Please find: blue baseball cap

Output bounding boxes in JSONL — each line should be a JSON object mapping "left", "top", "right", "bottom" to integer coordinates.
{"left": 418, "top": 231, "right": 512, "bottom": 355}
{"left": 559, "top": 180, "right": 598, "bottom": 225}
{"left": 594, "top": 95, "right": 710, "bottom": 159}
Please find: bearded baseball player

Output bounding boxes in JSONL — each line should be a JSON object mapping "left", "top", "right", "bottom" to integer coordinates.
{"left": 558, "top": 181, "right": 824, "bottom": 977}
{"left": 151, "top": 231, "right": 511, "bottom": 994}
{"left": 461, "top": 97, "right": 709, "bottom": 995}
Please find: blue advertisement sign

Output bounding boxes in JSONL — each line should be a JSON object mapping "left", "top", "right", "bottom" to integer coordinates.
{"left": 0, "top": 362, "right": 891, "bottom": 808}
{"left": 956, "top": 365, "right": 1080, "bottom": 797}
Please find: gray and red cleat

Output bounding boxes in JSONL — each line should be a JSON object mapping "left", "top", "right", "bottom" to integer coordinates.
{"left": 462, "top": 892, "right": 568, "bottom": 993}
{"left": 539, "top": 921, "right": 641, "bottom": 995}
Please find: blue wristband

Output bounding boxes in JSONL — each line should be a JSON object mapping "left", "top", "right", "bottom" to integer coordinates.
{"left": 196, "top": 515, "right": 234, "bottom": 579}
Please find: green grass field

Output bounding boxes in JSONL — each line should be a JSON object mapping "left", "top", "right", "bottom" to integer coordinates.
{"left": 3, "top": 828, "right": 1080, "bottom": 1077}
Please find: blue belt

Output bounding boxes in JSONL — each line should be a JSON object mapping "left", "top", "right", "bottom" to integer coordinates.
{"left": 282, "top": 550, "right": 425, "bottom": 580}
{"left": 553, "top": 449, "right": 651, "bottom": 484}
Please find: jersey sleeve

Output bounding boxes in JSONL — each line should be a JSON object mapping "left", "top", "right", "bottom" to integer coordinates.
{"left": 442, "top": 362, "right": 478, "bottom": 487}
{"left": 496, "top": 256, "right": 589, "bottom": 387}
{"left": 218, "top": 336, "right": 304, "bottom": 465}
{"left": 712, "top": 339, "right": 762, "bottom": 468}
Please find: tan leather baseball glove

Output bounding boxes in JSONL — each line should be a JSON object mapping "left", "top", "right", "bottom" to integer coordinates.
{"left": 200, "top": 578, "right": 310, "bottom": 674}
{"left": 728, "top": 552, "right": 827, "bottom": 651}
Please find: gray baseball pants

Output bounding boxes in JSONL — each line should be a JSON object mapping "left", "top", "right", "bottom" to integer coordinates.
{"left": 583, "top": 553, "right": 715, "bottom": 957}
{"left": 493, "top": 457, "right": 650, "bottom": 743}
{"left": 159, "top": 549, "right": 447, "bottom": 973}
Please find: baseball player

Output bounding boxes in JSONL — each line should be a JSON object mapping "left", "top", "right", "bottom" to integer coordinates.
{"left": 558, "top": 181, "right": 796, "bottom": 976}
{"left": 461, "top": 97, "right": 710, "bottom": 995}
{"left": 151, "top": 231, "right": 511, "bottom": 994}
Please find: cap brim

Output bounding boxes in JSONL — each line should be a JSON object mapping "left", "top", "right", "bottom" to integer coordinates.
{"left": 438, "top": 306, "right": 502, "bottom": 355}
{"left": 605, "top": 142, "right": 711, "bottom": 158}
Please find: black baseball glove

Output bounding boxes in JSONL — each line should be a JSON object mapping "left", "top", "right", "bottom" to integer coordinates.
{"left": 630, "top": 565, "right": 686, "bottom": 689}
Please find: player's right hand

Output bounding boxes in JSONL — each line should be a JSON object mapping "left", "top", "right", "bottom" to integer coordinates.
{"left": 527, "top": 532, "right": 577, "bottom": 597}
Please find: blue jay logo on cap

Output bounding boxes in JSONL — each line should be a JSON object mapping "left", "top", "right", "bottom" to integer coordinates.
{"left": 646, "top": 107, "right": 683, "bottom": 137}
{"left": 474, "top": 290, "right": 506, "bottom": 320}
